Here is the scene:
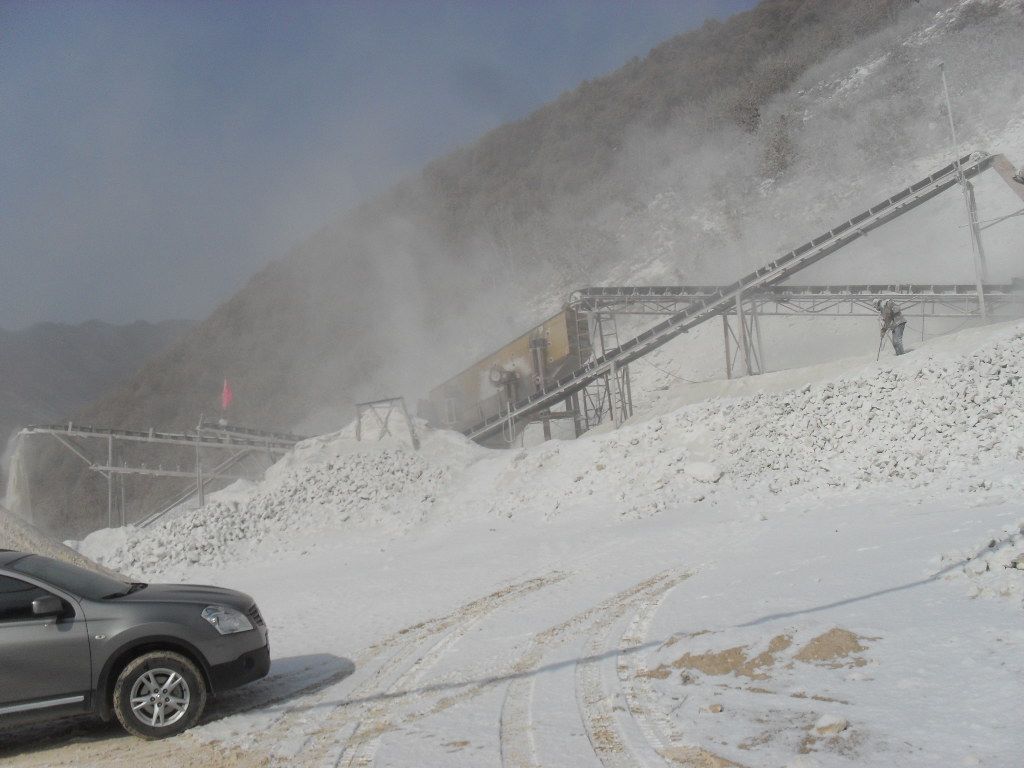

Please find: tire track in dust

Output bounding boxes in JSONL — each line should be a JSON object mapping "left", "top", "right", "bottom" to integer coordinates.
{"left": 576, "top": 571, "right": 690, "bottom": 768}
{"left": 617, "top": 581, "right": 693, "bottom": 758}
{"left": 230, "top": 574, "right": 559, "bottom": 763}
{"left": 306, "top": 572, "right": 567, "bottom": 768}
{"left": 499, "top": 570, "right": 686, "bottom": 768}
{"left": 617, "top": 578, "right": 739, "bottom": 768}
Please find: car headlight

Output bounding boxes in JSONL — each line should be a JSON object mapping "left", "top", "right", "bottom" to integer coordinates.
{"left": 201, "top": 605, "right": 254, "bottom": 635}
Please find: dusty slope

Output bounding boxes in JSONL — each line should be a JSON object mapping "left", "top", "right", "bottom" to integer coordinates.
{"left": 13, "top": 319, "right": 1021, "bottom": 767}
{"left": 0, "top": 503, "right": 115, "bottom": 575}
{"left": 29, "top": 0, "right": 1008, "bottom": 536}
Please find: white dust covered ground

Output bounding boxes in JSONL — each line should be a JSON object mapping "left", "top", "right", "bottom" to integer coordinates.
{"left": 15, "top": 319, "right": 1018, "bottom": 768}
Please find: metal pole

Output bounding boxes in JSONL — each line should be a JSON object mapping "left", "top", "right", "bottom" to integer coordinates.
{"left": 618, "top": 364, "right": 626, "bottom": 417}
{"left": 965, "top": 180, "right": 990, "bottom": 283}
{"left": 735, "top": 293, "right": 751, "bottom": 376}
{"left": 722, "top": 315, "right": 732, "bottom": 380}
{"left": 107, "top": 436, "right": 113, "bottom": 528}
{"left": 940, "top": 63, "right": 988, "bottom": 319}
{"left": 195, "top": 439, "right": 205, "bottom": 508}
{"left": 752, "top": 300, "right": 766, "bottom": 374}
{"left": 609, "top": 361, "right": 623, "bottom": 427}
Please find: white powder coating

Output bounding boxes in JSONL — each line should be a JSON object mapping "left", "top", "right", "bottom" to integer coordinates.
{"left": 89, "top": 322, "right": 1024, "bottom": 581}
{"left": 681, "top": 330, "right": 1024, "bottom": 495}
{"left": 99, "top": 446, "right": 454, "bottom": 574}
{"left": 477, "top": 324, "right": 1024, "bottom": 523}
{"left": 814, "top": 714, "right": 849, "bottom": 735}
{"left": 0, "top": 502, "right": 115, "bottom": 575}
{"left": 942, "top": 519, "right": 1024, "bottom": 602}
{"left": 683, "top": 462, "right": 724, "bottom": 483}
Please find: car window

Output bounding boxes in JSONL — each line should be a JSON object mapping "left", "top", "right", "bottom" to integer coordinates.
{"left": 8, "top": 555, "right": 130, "bottom": 600}
{"left": 0, "top": 575, "right": 51, "bottom": 622}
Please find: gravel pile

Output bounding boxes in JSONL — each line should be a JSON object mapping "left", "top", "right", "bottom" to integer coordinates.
{"left": 484, "top": 326, "right": 1024, "bottom": 521}
{"left": 94, "top": 325, "right": 1024, "bottom": 571}
{"left": 941, "top": 519, "right": 1024, "bottom": 604}
{"left": 102, "top": 446, "right": 450, "bottom": 574}
{"left": 681, "top": 328, "right": 1024, "bottom": 495}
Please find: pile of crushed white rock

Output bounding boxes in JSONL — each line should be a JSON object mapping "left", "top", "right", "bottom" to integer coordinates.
{"left": 483, "top": 326, "right": 1024, "bottom": 521}
{"left": 92, "top": 324, "right": 1023, "bottom": 572}
{"left": 99, "top": 445, "right": 452, "bottom": 574}
{"left": 942, "top": 519, "right": 1024, "bottom": 604}
{"left": 674, "top": 327, "right": 1024, "bottom": 494}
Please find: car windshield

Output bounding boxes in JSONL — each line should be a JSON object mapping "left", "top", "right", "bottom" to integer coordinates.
{"left": 8, "top": 555, "right": 135, "bottom": 600}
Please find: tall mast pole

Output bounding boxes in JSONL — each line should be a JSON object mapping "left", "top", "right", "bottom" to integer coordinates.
{"left": 940, "top": 62, "right": 988, "bottom": 319}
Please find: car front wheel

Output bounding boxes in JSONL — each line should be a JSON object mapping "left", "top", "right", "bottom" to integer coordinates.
{"left": 112, "top": 651, "right": 208, "bottom": 739}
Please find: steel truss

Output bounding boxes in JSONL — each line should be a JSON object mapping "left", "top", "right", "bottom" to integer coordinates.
{"left": 574, "top": 282, "right": 1023, "bottom": 380}
{"left": 464, "top": 151, "right": 1019, "bottom": 443}
{"left": 18, "top": 421, "right": 305, "bottom": 528}
{"left": 355, "top": 397, "right": 420, "bottom": 449}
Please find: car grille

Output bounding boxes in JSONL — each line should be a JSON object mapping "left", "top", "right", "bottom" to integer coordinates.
{"left": 247, "top": 604, "right": 265, "bottom": 627}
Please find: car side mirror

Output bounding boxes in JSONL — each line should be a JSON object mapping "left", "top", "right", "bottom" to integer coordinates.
{"left": 32, "top": 595, "right": 63, "bottom": 616}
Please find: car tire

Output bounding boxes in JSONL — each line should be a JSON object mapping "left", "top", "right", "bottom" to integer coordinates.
{"left": 112, "top": 651, "right": 208, "bottom": 739}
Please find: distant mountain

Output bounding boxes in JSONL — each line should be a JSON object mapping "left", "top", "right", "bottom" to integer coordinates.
{"left": 0, "top": 319, "right": 189, "bottom": 448}
{"left": 24, "top": 0, "right": 1024, "bottom": 536}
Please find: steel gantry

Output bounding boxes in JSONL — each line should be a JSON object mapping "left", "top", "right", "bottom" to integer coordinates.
{"left": 571, "top": 282, "right": 1024, "bottom": 379}
{"left": 462, "top": 150, "right": 1023, "bottom": 443}
{"left": 17, "top": 419, "right": 305, "bottom": 528}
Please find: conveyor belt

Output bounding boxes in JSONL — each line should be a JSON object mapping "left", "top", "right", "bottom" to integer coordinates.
{"left": 571, "top": 282, "right": 1023, "bottom": 314}
{"left": 465, "top": 151, "right": 998, "bottom": 441}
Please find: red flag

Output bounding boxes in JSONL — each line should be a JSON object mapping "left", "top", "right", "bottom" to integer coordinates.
{"left": 221, "top": 378, "right": 234, "bottom": 411}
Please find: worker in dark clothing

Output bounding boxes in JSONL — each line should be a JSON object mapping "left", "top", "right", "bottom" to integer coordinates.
{"left": 873, "top": 298, "right": 907, "bottom": 355}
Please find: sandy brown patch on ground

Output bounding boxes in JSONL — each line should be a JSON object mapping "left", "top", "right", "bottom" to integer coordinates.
{"left": 648, "top": 634, "right": 792, "bottom": 681}
{"left": 793, "top": 628, "right": 870, "bottom": 668}
{"left": 661, "top": 745, "right": 746, "bottom": 767}
{"left": 737, "top": 730, "right": 773, "bottom": 751}
{"left": 590, "top": 720, "right": 627, "bottom": 755}
{"left": 738, "top": 634, "right": 792, "bottom": 679}
{"left": 636, "top": 665, "right": 674, "bottom": 679}
{"left": 672, "top": 645, "right": 750, "bottom": 676}
{"left": 443, "top": 739, "right": 470, "bottom": 751}
{"left": 799, "top": 729, "right": 863, "bottom": 758}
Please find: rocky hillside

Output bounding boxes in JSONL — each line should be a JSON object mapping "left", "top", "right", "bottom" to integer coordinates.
{"left": 26, "top": 0, "right": 1024, "bottom": 536}
{"left": 73, "top": 0, "right": 935, "bottom": 435}
{"left": 0, "top": 319, "right": 188, "bottom": 449}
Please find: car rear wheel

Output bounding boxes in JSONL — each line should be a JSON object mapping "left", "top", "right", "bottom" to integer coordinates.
{"left": 112, "top": 651, "right": 207, "bottom": 739}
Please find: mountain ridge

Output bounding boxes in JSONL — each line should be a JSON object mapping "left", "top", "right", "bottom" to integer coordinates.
{"left": 23, "top": 0, "right": 1024, "bottom": 536}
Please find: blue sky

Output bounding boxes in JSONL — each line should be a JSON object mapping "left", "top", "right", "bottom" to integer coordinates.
{"left": 0, "top": 0, "right": 756, "bottom": 329}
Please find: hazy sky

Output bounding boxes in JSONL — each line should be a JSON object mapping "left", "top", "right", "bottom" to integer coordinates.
{"left": 1, "top": 0, "right": 756, "bottom": 330}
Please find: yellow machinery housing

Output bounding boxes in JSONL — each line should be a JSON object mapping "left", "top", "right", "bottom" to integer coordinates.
{"left": 421, "top": 308, "right": 591, "bottom": 435}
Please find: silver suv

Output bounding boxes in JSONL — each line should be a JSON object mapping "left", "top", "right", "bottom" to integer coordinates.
{"left": 0, "top": 549, "right": 269, "bottom": 739}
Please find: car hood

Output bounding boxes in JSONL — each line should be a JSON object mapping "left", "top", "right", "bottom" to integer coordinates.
{"left": 113, "top": 583, "right": 252, "bottom": 610}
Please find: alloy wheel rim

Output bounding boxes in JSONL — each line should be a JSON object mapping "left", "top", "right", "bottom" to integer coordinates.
{"left": 129, "top": 667, "right": 191, "bottom": 728}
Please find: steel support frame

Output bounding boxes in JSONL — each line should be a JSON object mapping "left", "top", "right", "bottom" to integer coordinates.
{"left": 355, "top": 397, "right": 421, "bottom": 449}
{"left": 464, "top": 152, "right": 1008, "bottom": 443}
{"left": 963, "top": 178, "right": 989, "bottom": 318}
{"left": 573, "top": 286, "right": 1021, "bottom": 319}
{"left": 26, "top": 422, "right": 300, "bottom": 528}
{"left": 578, "top": 362, "right": 633, "bottom": 431}
{"left": 722, "top": 295, "right": 766, "bottom": 379}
